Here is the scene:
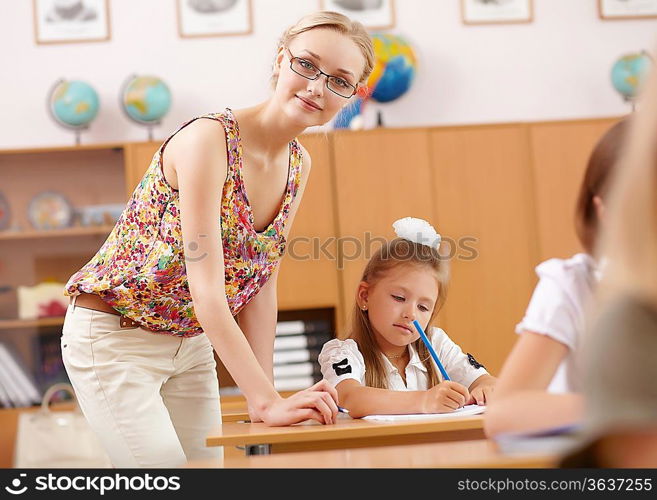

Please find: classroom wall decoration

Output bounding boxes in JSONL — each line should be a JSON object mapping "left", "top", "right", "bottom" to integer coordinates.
{"left": 461, "top": 0, "right": 533, "bottom": 25}
{"left": 177, "top": 0, "right": 252, "bottom": 38}
{"left": 598, "top": 0, "right": 657, "bottom": 19}
{"left": 33, "top": 0, "right": 110, "bottom": 45}
{"left": 320, "top": 0, "right": 396, "bottom": 30}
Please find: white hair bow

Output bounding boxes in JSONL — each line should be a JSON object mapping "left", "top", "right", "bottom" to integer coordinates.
{"left": 392, "top": 217, "right": 441, "bottom": 248}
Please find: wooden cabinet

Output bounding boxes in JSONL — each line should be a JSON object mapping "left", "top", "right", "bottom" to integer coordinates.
{"left": 277, "top": 134, "right": 342, "bottom": 317}
{"left": 428, "top": 125, "right": 539, "bottom": 374}
{"left": 332, "top": 128, "right": 436, "bottom": 332}
{"left": 123, "top": 141, "right": 161, "bottom": 194}
{"left": 529, "top": 118, "right": 620, "bottom": 261}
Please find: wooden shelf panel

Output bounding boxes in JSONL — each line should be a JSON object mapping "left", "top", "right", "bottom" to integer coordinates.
{"left": 0, "top": 225, "right": 114, "bottom": 241}
{"left": 0, "top": 317, "right": 64, "bottom": 330}
{"left": 0, "top": 143, "right": 125, "bottom": 156}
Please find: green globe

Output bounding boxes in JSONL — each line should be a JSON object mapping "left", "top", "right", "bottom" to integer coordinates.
{"left": 611, "top": 52, "right": 651, "bottom": 101}
{"left": 121, "top": 75, "right": 172, "bottom": 124}
{"left": 49, "top": 79, "right": 99, "bottom": 128}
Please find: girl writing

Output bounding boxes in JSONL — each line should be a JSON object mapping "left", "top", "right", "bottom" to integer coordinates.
{"left": 319, "top": 217, "right": 496, "bottom": 418}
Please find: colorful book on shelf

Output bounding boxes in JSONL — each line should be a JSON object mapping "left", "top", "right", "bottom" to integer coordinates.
{"left": 32, "top": 333, "right": 69, "bottom": 394}
{"left": 0, "top": 343, "right": 40, "bottom": 407}
{"left": 0, "top": 343, "right": 41, "bottom": 405}
{"left": 0, "top": 377, "right": 12, "bottom": 408}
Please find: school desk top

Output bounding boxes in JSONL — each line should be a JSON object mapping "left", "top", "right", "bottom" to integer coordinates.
{"left": 206, "top": 414, "right": 485, "bottom": 453}
{"left": 221, "top": 411, "right": 249, "bottom": 423}
{"left": 190, "top": 438, "right": 557, "bottom": 468}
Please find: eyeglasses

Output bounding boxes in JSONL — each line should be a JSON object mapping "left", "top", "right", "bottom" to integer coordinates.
{"left": 285, "top": 48, "right": 357, "bottom": 99}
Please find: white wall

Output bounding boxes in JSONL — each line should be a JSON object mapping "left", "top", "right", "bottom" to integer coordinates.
{"left": 1, "top": 0, "right": 656, "bottom": 148}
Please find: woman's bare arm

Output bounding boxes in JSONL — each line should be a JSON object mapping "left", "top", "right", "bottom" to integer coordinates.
{"left": 167, "top": 121, "right": 336, "bottom": 425}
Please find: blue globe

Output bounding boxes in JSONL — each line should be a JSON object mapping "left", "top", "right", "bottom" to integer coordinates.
{"left": 368, "top": 34, "right": 417, "bottom": 103}
{"left": 334, "top": 34, "right": 417, "bottom": 129}
{"left": 49, "top": 79, "right": 99, "bottom": 128}
{"left": 611, "top": 52, "right": 651, "bottom": 101}
{"left": 121, "top": 75, "right": 172, "bottom": 124}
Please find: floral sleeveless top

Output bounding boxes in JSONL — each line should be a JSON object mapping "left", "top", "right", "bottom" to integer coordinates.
{"left": 65, "top": 109, "right": 303, "bottom": 337}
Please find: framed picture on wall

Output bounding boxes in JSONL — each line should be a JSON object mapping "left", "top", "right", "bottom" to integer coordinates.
{"left": 320, "top": 0, "right": 395, "bottom": 30}
{"left": 33, "top": 0, "right": 110, "bottom": 44}
{"left": 177, "top": 0, "right": 252, "bottom": 38}
{"left": 461, "top": 0, "right": 533, "bottom": 25}
{"left": 598, "top": 0, "right": 657, "bottom": 19}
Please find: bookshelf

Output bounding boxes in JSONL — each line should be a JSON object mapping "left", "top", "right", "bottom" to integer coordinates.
{"left": 215, "top": 307, "right": 336, "bottom": 393}
{"left": 0, "top": 142, "right": 145, "bottom": 409}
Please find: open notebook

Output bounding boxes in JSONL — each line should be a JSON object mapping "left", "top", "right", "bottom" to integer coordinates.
{"left": 493, "top": 423, "right": 584, "bottom": 455}
{"left": 362, "top": 404, "right": 485, "bottom": 421}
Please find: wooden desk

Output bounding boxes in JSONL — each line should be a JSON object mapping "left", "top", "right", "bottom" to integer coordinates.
{"left": 221, "top": 411, "right": 249, "bottom": 423}
{"left": 218, "top": 391, "right": 295, "bottom": 413}
{"left": 207, "top": 414, "right": 485, "bottom": 454}
{"left": 190, "top": 438, "right": 558, "bottom": 468}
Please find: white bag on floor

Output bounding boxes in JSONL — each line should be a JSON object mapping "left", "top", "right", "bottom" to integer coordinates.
{"left": 14, "top": 383, "right": 112, "bottom": 468}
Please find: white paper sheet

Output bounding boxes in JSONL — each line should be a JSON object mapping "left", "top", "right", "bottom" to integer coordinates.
{"left": 361, "top": 404, "right": 485, "bottom": 421}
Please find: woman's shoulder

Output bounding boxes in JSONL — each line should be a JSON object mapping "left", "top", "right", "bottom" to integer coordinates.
{"left": 177, "top": 113, "right": 228, "bottom": 140}
{"left": 165, "top": 114, "right": 228, "bottom": 160}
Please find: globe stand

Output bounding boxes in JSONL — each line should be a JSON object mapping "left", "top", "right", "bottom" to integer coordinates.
{"left": 143, "top": 121, "right": 161, "bottom": 142}
{"left": 74, "top": 128, "right": 85, "bottom": 146}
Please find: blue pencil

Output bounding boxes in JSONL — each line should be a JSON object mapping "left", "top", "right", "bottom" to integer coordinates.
{"left": 412, "top": 320, "right": 451, "bottom": 381}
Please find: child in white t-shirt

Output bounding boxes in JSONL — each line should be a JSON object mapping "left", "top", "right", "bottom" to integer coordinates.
{"left": 485, "top": 120, "right": 628, "bottom": 437}
{"left": 318, "top": 217, "right": 496, "bottom": 418}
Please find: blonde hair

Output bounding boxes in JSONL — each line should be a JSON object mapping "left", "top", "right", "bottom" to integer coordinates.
{"left": 271, "top": 11, "right": 375, "bottom": 88}
{"left": 348, "top": 238, "right": 450, "bottom": 389}
{"left": 599, "top": 57, "right": 657, "bottom": 306}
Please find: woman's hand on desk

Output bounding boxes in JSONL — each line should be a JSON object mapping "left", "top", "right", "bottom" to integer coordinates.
{"left": 247, "top": 404, "right": 263, "bottom": 423}
{"left": 422, "top": 381, "right": 470, "bottom": 413}
{"left": 259, "top": 380, "right": 340, "bottom": 426}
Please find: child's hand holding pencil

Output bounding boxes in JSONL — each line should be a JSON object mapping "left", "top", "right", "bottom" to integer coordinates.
{"left": 420, "top": 381, "right": 470, "bottom": 413}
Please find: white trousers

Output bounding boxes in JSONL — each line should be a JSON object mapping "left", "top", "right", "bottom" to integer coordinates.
{"left": 61, "top": 303, "right": 223, "bottom": 468}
